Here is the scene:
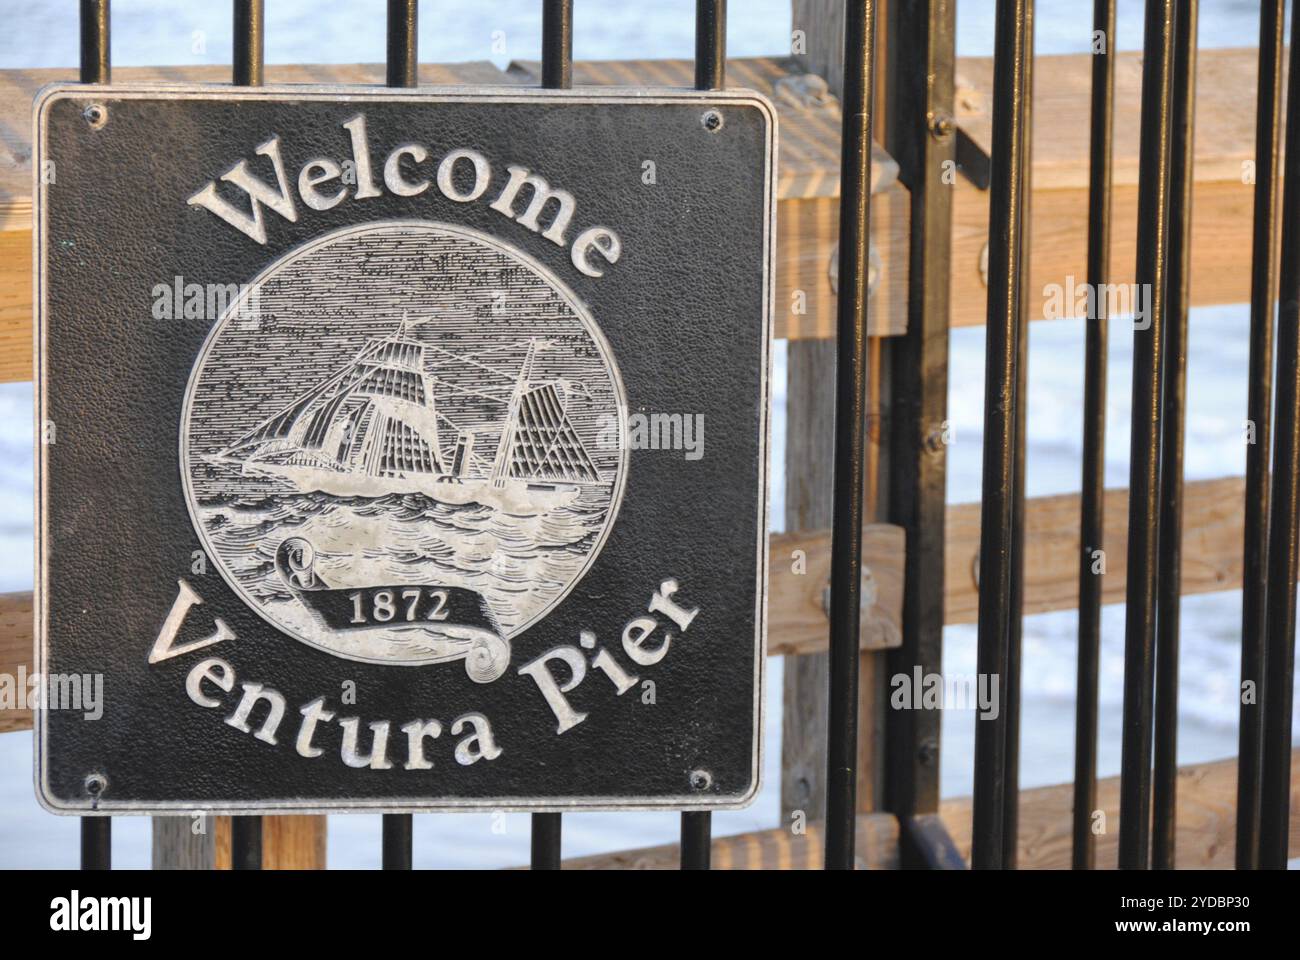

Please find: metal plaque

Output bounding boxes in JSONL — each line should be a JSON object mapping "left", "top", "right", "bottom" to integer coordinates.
{"left": 34, "top": 85, "right": 774, "bottom": 813}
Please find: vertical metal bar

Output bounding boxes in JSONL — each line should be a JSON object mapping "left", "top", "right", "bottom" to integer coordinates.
{"left": 1152, "top": 0, "right": 1198, "bottom": 872}
{"left": 971, "top": 0, "right": 1031, "bottom": 871}
{"left": 825, "top": 0, "right": 876, "bottom": 871}
{"left": 1118, "top": 0, "right": 1177, "bottom": 872}
{"left": 694, "top": 0, "right": 726, "bottom": 91}
{"left": 230, "top": 816, "right": 262, "bottom": 870}
{"left": 381, "top": 813, "right": 413, "bottom": 868}
{"left": 1001, "top": 0, "right": 1034, "bottom": 870}
{"left": 528, "top": 0, "right": 573, "bottom": 871}
{"left": 382, "top": 814, "right": 413, "bottom": 869}
{"left": 1236, "top": 0, "right": 1286, "bottom": 872}
{"left": 679, "top": 813, "right": 712, "bottom": 870}
{"left": 80, "top": 819, "right": 111, "bottom": 870}
{"left": 378, "top": 0, "right": 419, "bottom": 871}
{"left": 386, "top": 0, "right": 418, "bottom": 88}
{"left": 79, "top": 0, "right": 110, "bottom": 868}
{"left": 675, "top": 0, "right": 727, "bottom": 871}
{"left": 1258, "top": 0, "right": 1300, "bottom": 872}
{"left": 542, "top": 0, "right": 573, "bottom": 90}
{"left": 1074, "top": 0, "right": 1117, "bottom": 873}
{"left": 233, "top": 0, "right": 264, "bottom": 87}
{"left": 882, "top": 0, "right": 955, "bottom": 865}
{"left": 680, "top": 812, "right": 712, "bottom": 869}
{"left": 80, "top": 0, "right": 109, "bottom": 84}
{"left": 530, "top": 812, "right": 562, "bottom": 870}
{"left": 230, "top": 0, "right": 267, "bottom": 873}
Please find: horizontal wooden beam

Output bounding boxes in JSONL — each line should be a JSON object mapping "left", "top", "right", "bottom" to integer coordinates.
{"left": 943, "top": 474, "right": 1247, "bottom": 625}
{"left": 940, "top": 750, "right": 1300, "bottom": 870}
{"left": 950, "top": 177, "right": 1263, "bottom": 328}
{"left": 0, "top": 46, "right": 1275, "bottom": 370}
{"left": 0, "top": 184, "right": 909, "bottom": 379}
{"left": 769, "top": 522, "right": 904, "bottom": 656}
{"left": 0, "top": 591, "right": 32, "bottom": 733}
{"left": 0, "top": 474, "right": 1258, "bottom": 731}
{"left": 557, "top": 750, "right": 1300, "bottom": 869}
{"left": 777, "top": 190, "right": 908, "bottom": 340}
{"left": 0, "top": 57, "right": 897, "bottom": 230}
{"left": 512, "top": 57, "right": 909, "bottom": 341}
{"left": 1, "top": 517, "right": 904, "bottom": 735}
{"left": 956, "top": 47, "right": 1272, "bottom": 191}
{"left": 555, "top": 810, "right": 899, "bottom": 869}
{"left": 950, "top": 46, "right": 1272, "bottom": 327}
{"left": 0, "top": 57, "right": 911, "bottom": 383}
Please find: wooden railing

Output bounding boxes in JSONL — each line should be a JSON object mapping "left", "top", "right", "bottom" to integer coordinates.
{"left": 0, "top": 42, "right": 1288, "bottom": 867}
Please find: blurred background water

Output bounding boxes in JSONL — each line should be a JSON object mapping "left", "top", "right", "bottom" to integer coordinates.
{"left": 0, "top": 0, "right": 1294, "bottom": 868}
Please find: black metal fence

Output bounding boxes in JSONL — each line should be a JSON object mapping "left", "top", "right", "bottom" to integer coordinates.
{"left": 964, "top": 0, "right": 1298, "bottom": 871}
{"left": 67, "top": 0, "right": 1299, "bottom": 871}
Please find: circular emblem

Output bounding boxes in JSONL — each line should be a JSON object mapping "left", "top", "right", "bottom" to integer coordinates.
{"left": 181, "top": 221, "right": 628, "bottom": 676}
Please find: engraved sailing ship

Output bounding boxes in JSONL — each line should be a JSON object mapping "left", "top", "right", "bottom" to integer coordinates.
{"left": 210, "top": 316, "right": 607, "bottom": 517}
{"left": 182, "top": 220, "right": 628, "bottom": 667}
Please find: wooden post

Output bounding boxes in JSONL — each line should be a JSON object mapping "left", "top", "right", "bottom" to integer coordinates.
{"left": 151, "top": 817, "right": 215, "bottom": 870}
{"left": 784, "top": 0, "right": 890, "bottom": 823}
{"left": 781, "top": 338, "right": 835, "bottom": 823}
{"left": 154, "top": 814, "right": 326, "bottom": 869}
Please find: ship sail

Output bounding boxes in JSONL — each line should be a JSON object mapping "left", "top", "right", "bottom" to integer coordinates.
{"left": 221, "top": 333, "right": 444, "bottom": 478}
{"left": 494, "top": 381, "right": 601, "bottom": 484}
{"left": 224, "top": 363, "right": 348, "bottom": 452}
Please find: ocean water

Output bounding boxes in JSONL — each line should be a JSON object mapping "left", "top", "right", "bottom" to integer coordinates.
{"left": 1, "top": 0, "right": 1296, "bottom": 868}
{"left": 201, "top": 487, "right": 612, "bottom": 653}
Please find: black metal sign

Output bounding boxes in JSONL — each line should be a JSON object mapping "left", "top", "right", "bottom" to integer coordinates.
{"left": 34, "top": 85, "right": 774, "bottom": 813}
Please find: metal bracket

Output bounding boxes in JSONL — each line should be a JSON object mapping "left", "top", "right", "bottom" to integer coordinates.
{"left": 955, "top": 126, "right": 991, "bottom": 190}
{"left": 821, "top": 566, "right": 903, "bottom": 651}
